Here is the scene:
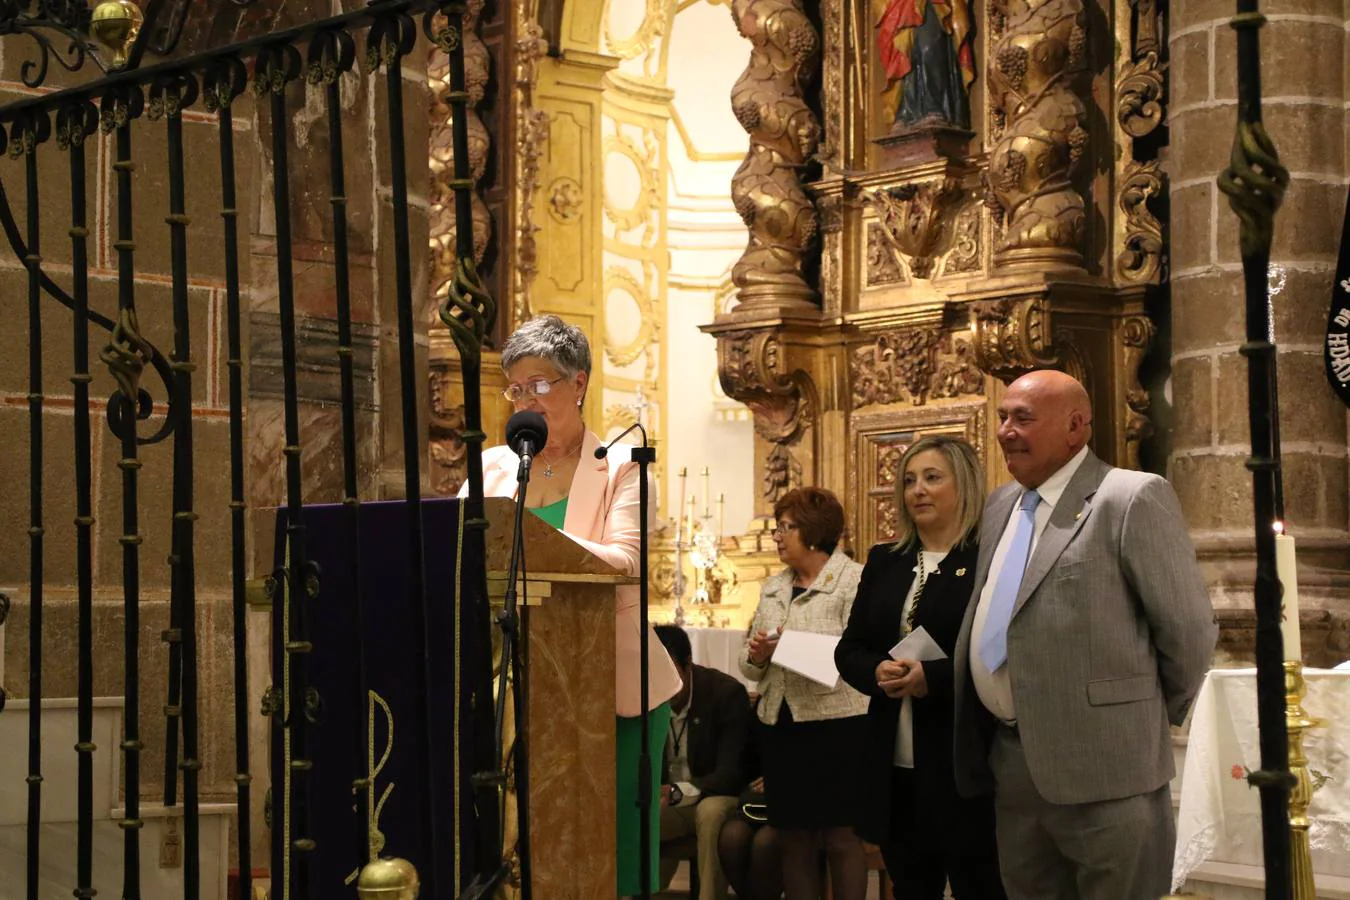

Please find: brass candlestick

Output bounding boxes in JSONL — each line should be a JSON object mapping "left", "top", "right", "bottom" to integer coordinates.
{"left": 1285, "top": 660, "right": 1321, "bottom": 900}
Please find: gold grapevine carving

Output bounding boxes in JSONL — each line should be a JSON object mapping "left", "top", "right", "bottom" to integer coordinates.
{"left": 514, "top": 7, "right": 549, "bottom": 328}
{"left": 1118, "top": 0, "right": 1163, "bottom": 139}
{"left": 729, "top": 0, "right": 822, "bottom": 310}
{"left": 986, "top": 0, "right": 1089, "bottom": 268}
{"left": 852, "top": 329, "right": 986, "bottom": 408}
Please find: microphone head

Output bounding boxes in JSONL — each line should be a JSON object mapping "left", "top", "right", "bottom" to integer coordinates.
{"left": 505, "top": 410, "right": 548, "bottom": 456}
{"left": 594, "top": 446, "right": 608, "bottom": 460}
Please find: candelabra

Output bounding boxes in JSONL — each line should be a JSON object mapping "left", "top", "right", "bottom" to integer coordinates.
{"left": 672, "top": 467, "right": 726, "bottom": 627}
{"left": 1285, "top": 661, "right": 1322, "bottom": 900}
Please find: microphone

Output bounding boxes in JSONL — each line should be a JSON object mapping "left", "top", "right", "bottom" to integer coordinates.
{"left": 506, "top": 411, "right": 548, "bottom": 460}
{"left": 594, "top": 422, "right": 648, "bottom": 459}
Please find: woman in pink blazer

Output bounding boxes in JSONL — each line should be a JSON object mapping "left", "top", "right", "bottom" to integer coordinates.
{"left": 473, "top": 314, "right": 682, "bottom": 897}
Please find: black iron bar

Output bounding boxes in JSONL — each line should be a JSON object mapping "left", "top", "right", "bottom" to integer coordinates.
{"left": 62, "top": 98, "right": 107, "bottom": 899}
{"left": 311, "top": 30, "right": 372, "bottom": 872}
{"left": 435, "top": 3, "right": 502, "bottom": 894}
{"left": 1218, "top": 1, "right": 1293, "bottom": 897}
{"left": 107, "top": 97, "right": 147, "bottom": 899}
{"left": 159, "top": 73, "right": 204, "bottom": 900}
{"left": 374, "top": 14, "right": 441, "bottom": 895}
{"left": 99, "top": 86, "right": 152, "bottom": 900}
{"left": 20, "top": 113, "right": 47, "bottom": 900}
{"left": 207, "top": 57, "right": 254, "bottom": 900}
{"left": 259, "top": 42, "right": 315, "bottom": 900}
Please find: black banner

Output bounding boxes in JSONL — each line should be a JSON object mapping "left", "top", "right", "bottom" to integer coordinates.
{"left": 1328, "top": 185, "right": 1350, "bottom": 408}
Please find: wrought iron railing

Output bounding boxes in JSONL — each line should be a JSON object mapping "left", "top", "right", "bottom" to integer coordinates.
{"left": 0, "top": 2, "right": 499, "bottom": 898}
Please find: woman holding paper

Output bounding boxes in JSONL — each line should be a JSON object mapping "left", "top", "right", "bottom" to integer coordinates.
{"left": 468, "top": 314, "right": 682, "bottom": 897}
{"left": 835, "top": 436, "right": 1003, "bottom": 898}
{"left": 738, "top": 486, "right": 870, "bottom": 900}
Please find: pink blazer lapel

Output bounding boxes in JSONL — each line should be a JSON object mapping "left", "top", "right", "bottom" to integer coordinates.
{"left": 563, "top": 430, "right": 609, "bottom": 541}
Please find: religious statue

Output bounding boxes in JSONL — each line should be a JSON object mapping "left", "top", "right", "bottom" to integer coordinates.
{"left": 876, "top": 0, "right": 977, "bottom": 131}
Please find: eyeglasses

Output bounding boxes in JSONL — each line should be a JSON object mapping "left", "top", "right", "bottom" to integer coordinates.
{"left": 772, "top": 522, "right": 800, "bottom": 537}
{"left": 503, "top": 376, "right": 565, "bottom": 403}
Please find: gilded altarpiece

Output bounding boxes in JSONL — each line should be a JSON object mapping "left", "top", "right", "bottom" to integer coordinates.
{"left": 707, "top": 0, "right": 1167, "bottom": 548}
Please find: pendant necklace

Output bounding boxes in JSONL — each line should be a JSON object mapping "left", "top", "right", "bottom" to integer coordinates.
{"left": 541, "top": 440, "right": 582, "bottom": 478}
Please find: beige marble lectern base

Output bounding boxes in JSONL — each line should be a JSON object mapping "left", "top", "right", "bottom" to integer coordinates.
{"left": 485, "top": 498, "right": 630, "bottom": 898}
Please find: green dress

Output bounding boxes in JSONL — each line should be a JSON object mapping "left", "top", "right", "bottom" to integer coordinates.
{"left": 529, "top": 496, "right": 669, "bottom": 893}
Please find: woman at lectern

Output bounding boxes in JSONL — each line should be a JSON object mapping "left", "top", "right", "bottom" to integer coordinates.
{"left": 834, "top": 435, "right": 1003, "bottom": 898}
{"left": 472, "top": 314, "right": 682, "bottom": 897}
{"left": 738, "top": 486, "right": 870, "bottom": 900}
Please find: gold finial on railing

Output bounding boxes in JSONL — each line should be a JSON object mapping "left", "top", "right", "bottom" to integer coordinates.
{"left": 356, "top": 857, "right": 421, "bottom": 899}
{"left": 89, "top": 1, "right": 144, "bottom": 70}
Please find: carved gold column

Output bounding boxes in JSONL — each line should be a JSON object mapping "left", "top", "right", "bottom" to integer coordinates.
{"left": 985, "top": 0, "right": 1089, "bottom": 270}
{"left": 728, "top": 0, "right": 821, "bottom": 312}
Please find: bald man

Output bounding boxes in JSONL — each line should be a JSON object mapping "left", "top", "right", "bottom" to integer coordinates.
{"left": 952, "top": 370, "right": 1216, "bottom": 900}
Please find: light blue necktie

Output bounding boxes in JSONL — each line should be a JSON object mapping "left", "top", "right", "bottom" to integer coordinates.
{"left": 979, "top": 489, "right": 1042, "bottom": 673}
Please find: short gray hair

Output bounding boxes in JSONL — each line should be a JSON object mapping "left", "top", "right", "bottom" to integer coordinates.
{"left": 892, "top": 435, "right": 984, "bottom": 551}
{"left": 500, "top": 314, "right": 592, "bottom": 379}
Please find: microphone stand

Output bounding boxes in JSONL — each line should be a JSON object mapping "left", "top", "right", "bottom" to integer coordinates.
{"left": 597, "top": 424, "right": 654, "bottom": 900}
{"left": 460, "top": 439, "right": 537, "bottom": 900}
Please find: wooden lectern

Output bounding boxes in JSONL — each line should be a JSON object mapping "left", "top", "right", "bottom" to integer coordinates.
{"left": 483, "top": 497, "right": 632, "bottom": 898}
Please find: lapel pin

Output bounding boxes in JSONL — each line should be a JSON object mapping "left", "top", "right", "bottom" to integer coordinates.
{"left": 956, "top": 568, "right": 967, "bottom": 577}
{"left": 1074, "top": 511, "right": 1082, "bottom": 521}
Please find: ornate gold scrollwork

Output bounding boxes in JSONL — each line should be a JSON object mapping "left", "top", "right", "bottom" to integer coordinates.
{"left": 852, "top": 328, "right": 986, "bottom": 408}
{"left": 1118, "top": 0, "right": 1164, "bottom": 139}
{"left": 971, "top": 295, "right": 1062, "bottom": 382}
{"left": 1120, "top": 315, "right": 1156, "bottom": 469}
{"left": 717, "top": 329, "right": 813, "bottom": 502}
{"left": 986, "top": 0, "right": 1089, "bottom": 269}
{"left": 863, "top": 179, "right": 965, "bottom": 280}
{"left": 1117, "top": 160, "right": 1164, "bottom": 284}
{"left": 728, "top": 0, "right": 821, "bottom": 310}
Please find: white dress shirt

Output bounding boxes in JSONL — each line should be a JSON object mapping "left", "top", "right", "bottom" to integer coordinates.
{"left": 970, "top": 445, "right": 1089, "bottom": 723}
{"left": 894, "top": 549, "right": 948, "bottom": 768}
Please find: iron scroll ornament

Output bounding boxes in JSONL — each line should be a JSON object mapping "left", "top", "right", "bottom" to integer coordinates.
{"left": 0, "top": 113, "right": 177, "bottom": 446}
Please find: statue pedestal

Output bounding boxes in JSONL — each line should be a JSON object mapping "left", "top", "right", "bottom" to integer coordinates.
{"left": 873, "top": 122, "right": 974, "bottom": 167}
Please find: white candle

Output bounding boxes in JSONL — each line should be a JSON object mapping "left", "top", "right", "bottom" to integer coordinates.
{"left": 717, "top": 492, "right": 725, "bottom": 539}
{"left": 1276, "top": 528, "right": 1301, "bottom": 661}
{"left": 702, "top": 467, "right": 711, "bottom": 518}
{"left": 676, "top": 467, "right": 688, "bottom": 544}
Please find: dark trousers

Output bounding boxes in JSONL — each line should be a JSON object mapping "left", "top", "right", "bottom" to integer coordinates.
{"left": 878, "top": 766, "right": 1006, "bottom": 900}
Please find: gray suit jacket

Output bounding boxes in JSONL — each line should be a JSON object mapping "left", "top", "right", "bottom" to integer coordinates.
{"left": 953, "top": 451, "right": 1217, "bottom": 805}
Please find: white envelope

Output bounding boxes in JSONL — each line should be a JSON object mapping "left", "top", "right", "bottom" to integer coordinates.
{"left": 773, "top": 630, "right": 841, "bottom": 688}
{"left": 888, "top": 625, "right": 948, "bottom": 663}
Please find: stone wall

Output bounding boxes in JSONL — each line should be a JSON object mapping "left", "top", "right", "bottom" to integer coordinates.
{"left": 1168, "top": 0, "right": 1350, "bottom": 663}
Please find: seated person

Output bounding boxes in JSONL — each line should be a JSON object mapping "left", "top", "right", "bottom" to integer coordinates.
{"left": 656, "top": 624, "right": 750, "bottom": 900}
{"left": 718, "top": 692, "right": 783, "bottom": 900}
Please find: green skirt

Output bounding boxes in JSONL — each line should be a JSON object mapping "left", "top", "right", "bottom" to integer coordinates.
{"left": 615, "top": 703, "right": 671, "bottom": 895}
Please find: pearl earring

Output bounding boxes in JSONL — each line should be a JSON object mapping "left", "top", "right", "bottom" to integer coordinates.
{"left": 576, "top": 399, "right": 582, "bottom": 407}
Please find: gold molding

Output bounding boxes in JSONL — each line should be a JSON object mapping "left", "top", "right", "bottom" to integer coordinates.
{"left": 669, "top": 104, "right": 745, "bottom": 162}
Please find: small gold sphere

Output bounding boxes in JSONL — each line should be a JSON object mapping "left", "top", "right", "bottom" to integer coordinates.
{"left": 90, "top": 0, "right": 145, "bottom": 70}
{"left": 355, "top": 857, "right": 421, "bottom": 900}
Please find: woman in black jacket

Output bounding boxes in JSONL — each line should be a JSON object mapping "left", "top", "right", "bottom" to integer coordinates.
{"left": 835, "top": 435, "right": 1004, "bottom": 899}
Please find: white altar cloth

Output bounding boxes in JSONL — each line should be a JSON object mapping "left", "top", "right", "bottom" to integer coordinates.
{"left": 1173, "top": 667, "right": 1350, "bottom": 890}
{"left": 687, "top": 625, "right": 755, "bottom": 691}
